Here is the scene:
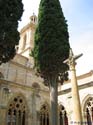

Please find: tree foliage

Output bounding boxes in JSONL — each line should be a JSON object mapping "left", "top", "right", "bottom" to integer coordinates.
{"left": 32, "top": 0, "right": 70, "bottom": 83}
{"left": 32, "top": 0, "right": 70, "bottom": 125}
{"left": 0, "top": 0, "right": 23, "bottom": 64}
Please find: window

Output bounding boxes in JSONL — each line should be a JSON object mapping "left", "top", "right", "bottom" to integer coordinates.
{"left": 7, "top": 96, "right": 26, "bottom": 125}
{"left": 84, "top": 97, "right": 93, "bottom": 125}
{"left": 59, "top": 105, "right": 68, "bottom": 125}
{"left": 40, "top": 104, "right": 49, "bottom": 125}
{"left": 22, "top": 34, "right": 27, "bottom": 50}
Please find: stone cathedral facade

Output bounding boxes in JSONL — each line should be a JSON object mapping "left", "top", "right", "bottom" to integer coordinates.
{"left": 0, "top": 14, "right": 93, "bottom": 125}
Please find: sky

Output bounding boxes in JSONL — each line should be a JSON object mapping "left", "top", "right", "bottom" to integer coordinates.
{"left": 18, "top": 0, "right": 93, "bottom": 76}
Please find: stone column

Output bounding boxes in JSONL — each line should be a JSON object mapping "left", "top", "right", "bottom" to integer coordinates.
{"left": 32, "top": 92, "right": 37, "bottom": 125}
{"left": 70, "top": 60, "right": 82, "bottom": 123}
{"left": 0, "top": 108, "right": 7, "bottom": 125}
{"left": 64, "top": 48, "right": 82, "bottom": 124}
{"left": 83, "top": 112, "right": 87, "bottom": 125}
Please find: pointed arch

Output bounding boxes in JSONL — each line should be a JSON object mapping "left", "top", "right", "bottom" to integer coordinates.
{"left": 58, "top": 104, "right": 68, "bottom": 125}
{"left": 39, "top": 102, "right": 50, "bottom": 125}
{"left": 82, "top": 94, "right": 93, "bottom": 111}
{"left": 82, "top": 94, "right": 93, "bottom": 125}
{"left": 6, "top": 93, "right": 28, "bottom": 125}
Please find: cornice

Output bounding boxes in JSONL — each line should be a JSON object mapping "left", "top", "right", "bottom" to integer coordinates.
{"left": 10, "top": 60, "right": 34, "bottom": 71}
{"left": 0, "top": 79, "right": 49, "bottom": 95}
{"left": 58, "top": 81, "right": 93, "bottom": 95}
{"left": 18, "top": 47, "right": 31, "bottom": 55}
{"left": 64, "top": 70, "right": 93, "bottom": 84}
{"left": 20, "top": 22, "right": 36, "bottom": 34}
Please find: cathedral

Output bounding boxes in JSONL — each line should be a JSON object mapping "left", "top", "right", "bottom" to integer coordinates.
{"left": 0, "top": 13, "right": 93, "bottom": 125}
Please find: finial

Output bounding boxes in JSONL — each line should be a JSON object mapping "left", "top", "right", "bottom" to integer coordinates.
{"left": 69, "top": 48, "right": 74, "bottom": 60}
{"left": 33, "top": 12, "right": 35, "bottom": 16}
{"left": 63, "top": 48, "right": 83, "bottom": 64}
{"left": 69, "top": 48, "right": 74, "bottom": 56}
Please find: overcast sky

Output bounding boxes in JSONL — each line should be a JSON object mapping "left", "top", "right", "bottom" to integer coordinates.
{"left": 18, "top": 0, "right": 93, "bottom": 76}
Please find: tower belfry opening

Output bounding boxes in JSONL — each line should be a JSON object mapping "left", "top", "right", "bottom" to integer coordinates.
{"left": 30, "top": 13, "right": 37, "bottom": 24}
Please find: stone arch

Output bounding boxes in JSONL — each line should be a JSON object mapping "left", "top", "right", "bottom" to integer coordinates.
{"left": 58, "top": 101, "right": 69, "bottom": 116}
{"left": 39, "top": 102, "right": 50, "bottom": 125}
{"left": 40, "top": 101, "right": 50, "bottom": 111}
{"left": 82, "top": 94, "right": 93, "bottom": 125}
{"left": 82, "top": 94, "right": 93, "bottom": 111}
{"left": 6, "top": 93, "right": 29, "bottom": 125}
{"left": 58, "top": 104, "right": 68, "bottom": 125}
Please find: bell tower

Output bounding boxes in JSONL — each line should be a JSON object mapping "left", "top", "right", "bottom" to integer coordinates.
{"left": 30, "top": 13, "right": 37, "bottom": 24}
{"left": 18, "top": 13, "right": 37, "bottom": 67}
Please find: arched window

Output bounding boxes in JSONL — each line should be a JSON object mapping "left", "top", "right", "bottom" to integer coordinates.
{"left": 84, "top": 97, "right": 93, "bottom": 125}
{"left": 22, "top": 34, "right": 27, "bottom": 50}
{"left": 59, "top": 105, "right": 68, "bottom": 125}
{"left": 6, "top": 96, "right": 27, "bottom": 125}
{"left": 40, "top": 104, "right": 49, "bottom": 125}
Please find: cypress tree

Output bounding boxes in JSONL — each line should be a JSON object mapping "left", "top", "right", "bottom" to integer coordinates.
{"left": 0, "top": 0, "right": 23, "bottom": 64}
{"left": 32, "top": 0, "right": 70, "bottom": 124}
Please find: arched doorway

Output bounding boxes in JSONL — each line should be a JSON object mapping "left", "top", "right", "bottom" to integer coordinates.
{"left": 40, "top": 104, "right": 49, "bottom": 125}
{"left": 59, "top": 105, "right": 68, "bottom": 125}
{"left": 6, "top": 95, "right": 27, "bottom": 125}
{"left": 84, "top": 97, "right": 93, "bottom": 125}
